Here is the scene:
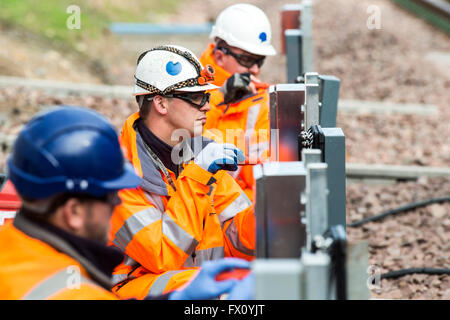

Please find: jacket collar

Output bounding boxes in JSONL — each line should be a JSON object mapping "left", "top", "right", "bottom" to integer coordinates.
{"left": 135, "top": 117, "right": 179, "bottom": 176}
{"left": 122, "top": 113, "right": 169, "bottom": 196}
{"left": 200, "top": 43, "right": 231, "bottom": 87}
{"left": 120, "top": 113, "right": 215, "bottom": 197}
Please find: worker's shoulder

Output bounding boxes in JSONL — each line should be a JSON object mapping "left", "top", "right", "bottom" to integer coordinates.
{"left": 0, "top": 223, "right": 117, "bottom": 300}
{"left": 0, "top": 222, "right": 84, "bottom": 268}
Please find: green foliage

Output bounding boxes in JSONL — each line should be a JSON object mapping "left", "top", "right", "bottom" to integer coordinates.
{"left": 0, "top": 0, "right": 180, "bottom": 48}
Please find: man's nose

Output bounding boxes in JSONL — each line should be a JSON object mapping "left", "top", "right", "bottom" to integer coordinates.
{"left": 200, "top": 101, "right": 211, "bottom": 112}
{"left": 248, "top": 63, "right": 260, "bottom": 76}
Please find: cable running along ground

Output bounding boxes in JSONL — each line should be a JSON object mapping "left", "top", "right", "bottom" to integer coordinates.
{"left": 347, "top": 196, "right": 450, "bottom": 228}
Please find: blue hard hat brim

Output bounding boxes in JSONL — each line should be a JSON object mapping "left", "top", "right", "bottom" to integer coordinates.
{"left": 7, "top": 157, "right": 141, "bottom": 199}
{"left": 99, "top": 163, "right": 141, "bottom": 192}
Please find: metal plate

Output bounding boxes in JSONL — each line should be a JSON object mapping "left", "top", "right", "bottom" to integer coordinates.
{"left": 269, "top": 84, "right": 306, "bottom": 162}
{"left": 254, "top": 162, "right": 307, "bottom": 258}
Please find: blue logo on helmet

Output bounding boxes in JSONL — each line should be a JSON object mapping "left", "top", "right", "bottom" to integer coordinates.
{"left": 166, "top": 61, "right": 182, "bottom": 76}
{"left": 259, "top": 32, "right": 267, "bottom": 42}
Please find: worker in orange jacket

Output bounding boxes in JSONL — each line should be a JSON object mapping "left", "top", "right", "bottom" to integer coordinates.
{"left": 0, "top": 106, "right": 253, "bottom": 300}
{"left": 109, "top": 45, "right": 256, "bottom": 300}
{"left": 200, "top": 4, "right": 277, "bottom": 202}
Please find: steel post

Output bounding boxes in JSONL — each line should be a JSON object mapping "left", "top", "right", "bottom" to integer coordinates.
{"left": 301, "top": 0, "right": 314, "bottom": 73}
{"left": 285, "top": 29, "right": 303, "bottom": 83}
{"left": 280, "top": 4, "right": 302, "bottom": 54}
{"left": 253, "top": 259, "right": 304, "bottom": 300}
{"left": 301, "top": 252, "right": 330, "bottom": 299}
{"left": 322, "top": 128, "right": 346, "bottom": 228}
{"left": 346, "top": 241, "right": 371, "bottom": 300}
{"left": 305, "top": 162, "right": 329, "bottom": 251}
{"left": 254, "top": 162, "right": 307, "bottom": 258}
{"left": 301, "top": 148, "right": 322, "bottom": 167}
{"left": 304, "top": 83, "right": 320, "bottom": 130}
{"left": 319, "top": 75, "right": 340, "bottom": 128}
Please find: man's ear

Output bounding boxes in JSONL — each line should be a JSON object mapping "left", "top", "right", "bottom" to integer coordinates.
{"left": 213, "top": 49, "right": 226, "bottom": 68}
{"left": 60, "top": 198, "right": 85, "bottom": 232}
{"left": 152, "top": 95, "right": 168, "bottom": 115}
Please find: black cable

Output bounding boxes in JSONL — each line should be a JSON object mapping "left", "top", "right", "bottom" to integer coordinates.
{"left": 380, "top": 268, "right": 450, "bottom": 280}
{"left": 0, "top": 173, "right": 6, "bottom": 191}
{"left": 323, "top": 225, "right": 347, "bottom": 300}
{"left": 347, "top": 196, "right": 450, "bottom": 228}
{"left": 347, "top": 197, "right": 450, "bottom": 285}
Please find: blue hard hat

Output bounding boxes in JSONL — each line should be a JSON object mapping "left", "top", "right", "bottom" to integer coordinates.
{"left": 7, "top": 106, "right": 141, "bottom": 199}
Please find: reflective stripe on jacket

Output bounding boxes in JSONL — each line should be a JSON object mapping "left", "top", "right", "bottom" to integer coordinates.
{"left": 0, "top": 217, "right": 118, "bottom": 300}
{"left": 109, "top": 112, "right": 255, "bottom": 299}
{"left": 200, "top": 43, "right": 270, "bottom": 202}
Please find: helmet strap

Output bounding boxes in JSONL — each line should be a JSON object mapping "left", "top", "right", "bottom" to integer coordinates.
{"left": 137, "top": 95, "right": 146, "bottom": 109}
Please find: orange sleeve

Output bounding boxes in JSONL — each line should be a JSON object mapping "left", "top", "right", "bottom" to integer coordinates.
{"left": 247, "top": 90, "right": 270, "bottom": 162}
{"left": 212, "top": 171, "right": 255, "bottom": 261}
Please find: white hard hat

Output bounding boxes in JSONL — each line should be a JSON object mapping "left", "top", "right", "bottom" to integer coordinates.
{"left": 134, "top": 45, "right": 219, "bottom": 96}
{"left": 210, "top": 4, "right": 276, "bottom": 56}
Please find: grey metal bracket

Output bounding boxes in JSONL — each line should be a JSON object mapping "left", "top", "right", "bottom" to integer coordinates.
{"left": 285, "top": 29, "right": 303, "bottom": 84}
{"left": 303, "top": 72, "right": 320, "bottom": 131}
{"left": 319, "top": 75, "right": 340, "bottom": 128}
{"left": 322, "top": 128, "right": 346, "bottom": 228}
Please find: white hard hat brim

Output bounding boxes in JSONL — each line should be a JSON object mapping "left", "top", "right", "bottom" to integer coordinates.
{"left": 133, "top": 82, "right": 219, "bottom": 96}
{"left": 133, "top": 85, "right": 150, "bottom": 96}
{"left": 236, "top": 42, "right": 276, "bottom": 56}
{"left": 211, "top": 31, "right": 277, "bottom": 56}
{"left": 175, "top": 83, "right": 219, "bottom": 92}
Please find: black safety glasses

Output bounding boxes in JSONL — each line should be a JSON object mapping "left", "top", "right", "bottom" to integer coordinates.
{"left": 43, "top": 191, "right": 122, "bottom": 215}
{"left": 75, "top": 191, "right": 122, "bottom": 208}
{"left": 164, "top": 92, "right": 211, "bottom": 108}
{"left": 94, "top": 192, "right": 122, "bottom": 207}
{"left": 216, "top": 46, "right": 265, "bottom": 69}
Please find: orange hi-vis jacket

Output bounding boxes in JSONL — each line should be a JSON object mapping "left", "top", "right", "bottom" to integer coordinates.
{"left": 109, "top": 112, "right": 255, "bottom": 300}
{"left": 0, "top": 213, "right": 118, "bottom": 300}
{"left": 200, "top": 43, "right": 270, "bottom": 202}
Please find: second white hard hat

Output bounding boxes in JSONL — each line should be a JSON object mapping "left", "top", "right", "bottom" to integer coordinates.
{"left": 134, "top": 45, "right": 219, "bottom": 96}
{"left": 210, "top": 3, "right": 276, "bottom": 56}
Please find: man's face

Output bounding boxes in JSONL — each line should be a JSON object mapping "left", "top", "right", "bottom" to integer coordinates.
{"left": 165, "top": 91, "right": 211, "bottom": 138}
{"left": 80, "top": 192, "right": 121, "bottom": 245}
{"left": 215, "top": 45, "right": 265, "bottom": 77}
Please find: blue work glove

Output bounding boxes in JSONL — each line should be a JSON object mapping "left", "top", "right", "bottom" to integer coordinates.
{"left": 226, "top": 273, "right": 255, "bottom": 300}
{"left": 169, "top": 258, "right": 250, "bottom": 300}
{"left": 194, "top": 143, "right": 245, "bottom": 174}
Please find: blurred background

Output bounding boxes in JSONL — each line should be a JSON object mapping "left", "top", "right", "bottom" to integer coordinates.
{"left": 0, "top": 0, "right": 449, "bottom": 299}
